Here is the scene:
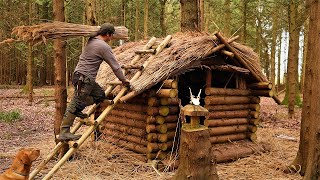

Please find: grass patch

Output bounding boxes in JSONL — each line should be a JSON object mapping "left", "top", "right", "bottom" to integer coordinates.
{"left": 0, "top": 109, "right": 22, "bottom": 123}
{"left": 41, "top": 88, "right": 55, "bottom": 96}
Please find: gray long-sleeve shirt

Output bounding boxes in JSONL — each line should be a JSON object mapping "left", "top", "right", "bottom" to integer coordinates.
{"left": 74, "top": 37, "right": 126, "bottom": 82}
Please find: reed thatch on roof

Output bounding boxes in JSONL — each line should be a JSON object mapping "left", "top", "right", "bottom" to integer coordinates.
{"left": 96, "top": 32, "right": 267, "bottom": 96}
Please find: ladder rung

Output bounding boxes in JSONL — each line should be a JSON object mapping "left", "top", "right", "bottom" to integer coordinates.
{"left": 135, "top": 49, "right": 156, "bottom": 54}
{"left": 68, "top": 141, "right": 78, "bottom": 148}
{"left": 108, "top": 81, "right": 123, "bottom": 85}
{"left": 78, "top": 119, "right": 94, "bottom": 126}
{"left": 102, "top": 99, "right": 113, "bottom": 105}
{"left": 121, "top": 65, "right": 144, "bottom": 70}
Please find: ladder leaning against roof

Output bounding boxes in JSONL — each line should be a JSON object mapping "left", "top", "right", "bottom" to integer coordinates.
{"left": 28, "top": 35, "right": 172, "bottom": 180}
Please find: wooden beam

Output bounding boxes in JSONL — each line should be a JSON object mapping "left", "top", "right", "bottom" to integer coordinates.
{"left": 221, "top": 49, "right": 234, "bottom": 58}
{"left": 215, "top": 32, "right": 263, "bottom": 82}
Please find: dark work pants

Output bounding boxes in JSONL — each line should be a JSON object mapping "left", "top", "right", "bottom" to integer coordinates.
{"left": 66, "top": 72, "right": 105, "bottom": 115}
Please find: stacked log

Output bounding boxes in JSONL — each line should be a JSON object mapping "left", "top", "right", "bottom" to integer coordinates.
{"left": 204, "top": 87, "right": 260, "bottom": 144}
{"left": 146, "top": 79, "right": 180, "bottom": 161}
{"left": 100, "top": 93, "right": 150, "bottom": 158}
{"left": 99, "top": 79, "right": 180, "bottom": 162}
{"left": 248, "top": 82, "right": 282, "bottom": 105}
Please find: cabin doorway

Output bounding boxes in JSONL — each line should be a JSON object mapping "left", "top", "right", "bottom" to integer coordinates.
{"left": 178, "top": 68, "right": 207, "bottom": 107}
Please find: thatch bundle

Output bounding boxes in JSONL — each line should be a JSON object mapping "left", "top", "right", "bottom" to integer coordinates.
{"left": 231, "top": 42, "right": 267, "bottom": 82}
{"left": 11, "top": 21, "right": 128, "bottom": 44}
{"left": 96, "top": 32, "right": 266, "bottom": 96}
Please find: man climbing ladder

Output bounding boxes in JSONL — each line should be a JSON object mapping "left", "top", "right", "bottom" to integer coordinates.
{"left": 58, "top": 23, "right": 130, "bottom": 141}
{"left": 29, "top": 35, "right": 172, "bottom": 180}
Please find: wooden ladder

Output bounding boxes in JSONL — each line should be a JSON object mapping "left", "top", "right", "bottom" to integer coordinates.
{"left": 29, "top": 35, "right": 172, "bottom": 180}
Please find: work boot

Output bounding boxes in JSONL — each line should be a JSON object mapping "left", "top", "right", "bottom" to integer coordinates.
{"left": 57, "top": 112, "right": 81, "bottom": 141}
{"left": 73, "top": 111, "right": 88, "bottom": 119}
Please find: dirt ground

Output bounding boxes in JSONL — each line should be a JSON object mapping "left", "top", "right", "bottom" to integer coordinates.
{"left": 0, "top": 87, "right": 302, "bottom": 180}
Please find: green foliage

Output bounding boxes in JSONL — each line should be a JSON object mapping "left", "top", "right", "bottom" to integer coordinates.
{"left": 282, "top": 86, "right": 303, "bottom": 107}
{"left": 41, "top": 88, "right": 54, "bottom": 96}
{"left": 34, "top": 0, "right": 51, "bottom": 6}
{"left": 21, "top": 85, "right": 29, "bottom": 94}
{"left": 0, "top": 109, "right": 22, "bottom": 123}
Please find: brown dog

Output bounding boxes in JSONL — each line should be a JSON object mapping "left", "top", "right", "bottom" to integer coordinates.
{"left": 0, "top": 148, "right": 40, "bottom": 180}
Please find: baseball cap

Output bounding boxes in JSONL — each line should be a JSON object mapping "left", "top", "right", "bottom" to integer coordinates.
{"left": 97, "top": 23, "right": 115, "bottom": 35}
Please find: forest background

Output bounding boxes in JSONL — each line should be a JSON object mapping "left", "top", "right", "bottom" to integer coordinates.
{"left": 0, "top": 0, "right": 307, "bottom": 96}
{"left": 1, "top": 0, "right": 318, "bottom": 179}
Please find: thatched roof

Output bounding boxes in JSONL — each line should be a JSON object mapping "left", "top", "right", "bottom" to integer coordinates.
{"left": 96, "top": 32, "right": 267, "bottom": 96}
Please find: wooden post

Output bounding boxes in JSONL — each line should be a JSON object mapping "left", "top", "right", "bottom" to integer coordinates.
{"left": 174, "top": 123, "right": 218, "bottom": 179}
{"left": 174, "top": 104, "right": 218, "bottom": 180}
{"left": 206, "top": 69, "right": 212, "bottom": 88}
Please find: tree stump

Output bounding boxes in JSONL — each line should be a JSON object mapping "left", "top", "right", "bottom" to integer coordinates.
{"left": 173, "top": 124, "right": 218, "bottom": 180}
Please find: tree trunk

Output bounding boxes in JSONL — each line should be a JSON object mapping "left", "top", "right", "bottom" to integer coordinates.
{"left": 224, "top": 0, "right": 231, "bottom": 37}
{"left": 53, "top": 0, "right": 67, "bottom": 144}
{"left": 159, "top": 0, "right": 167, "bottom": 36}
{"left": 199, "top": 0, "right": 204, "bottom": 31}
{"left": 26, "top": 0, "right": 33, "bottom": 103}
{"left": 241, "top": 0, "right": 248, "bottom": 43}
{"left": 302, "top": 1, "right": 320, "bottom": 177}
{"left": 301, "top": 19, "right": 309, "bottom": 93}
{"left": 85, "top": 0, "right": 97, "bottom": 25}
{"left": 270, "top": 7, "right": 279, "bottom": 91}
{"left": 26, "top": 42, "right": 34, "bottom": 103}
{"left": 40, "top": 1, "right": 49, "bottom": 86}
{"left": 277, "top": 32, "right": 282, "bottom": 90}
{"left": 204, "top": 0, "right": 210, "bottom": 32}
{"left": 180, "top": 0, "right": 200, "bottom": 32}
{"left": 121, "top": 0, "right": 126, "bottom": 26}
{"left": 287, "top": 0, "right": 300, "bottom": 118}
{"left": 135, "top": 0, "right": 139, "bottom": 41}
{"left": 255, "top": 11, "right": 262, "bottom": 59}
{"left": 143, "top": 0, "right": 149, "bottom": 39}
{"left": 290, "top": 0, "right": 320, "bottom": 178}
{"left": 173, "top": 125, "right": 218, "bottom": 180}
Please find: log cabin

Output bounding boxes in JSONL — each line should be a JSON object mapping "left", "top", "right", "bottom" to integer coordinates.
{"left": 94, "top": 32, "right": 275, "bottom": 164}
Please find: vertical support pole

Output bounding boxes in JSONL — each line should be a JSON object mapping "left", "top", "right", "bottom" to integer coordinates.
{"left": 206, "top": 69, "right": 212, "bottom": 88}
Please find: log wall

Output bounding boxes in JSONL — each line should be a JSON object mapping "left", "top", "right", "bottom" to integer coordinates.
{"left": 98, "top": 79, "right": 180, "bottom": 162}
{"left": 204, "top": 87, "right": 260, "bottom": 144}
{"left": 145, "top": 79, "right": 179, "bottom": 161}
{"left": 96, "top": 80, "right": 263, "bottom": 162}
